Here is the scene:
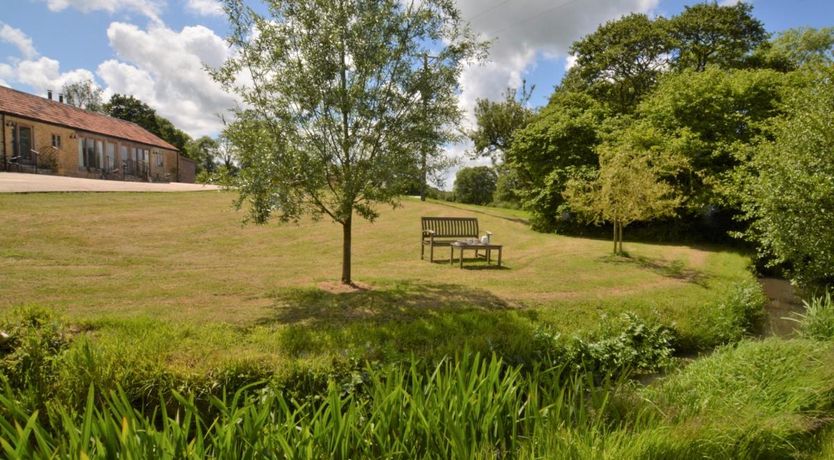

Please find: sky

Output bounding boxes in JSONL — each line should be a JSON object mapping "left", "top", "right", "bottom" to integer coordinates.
{"left": 1, "top": 0, "right": 833, "bottom": 183}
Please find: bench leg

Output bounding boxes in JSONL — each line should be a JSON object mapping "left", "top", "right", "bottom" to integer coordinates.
{"left": 498, "top": 248, "right": 502, "bottom": 267}
{"left": 430, "top": 244, "right": 434, "bottom": 263}
{"left": 450, "top": 246, "right": 454, "bottom": 265}
{"left": 460, "top": 248, "right": 464, "bottom": 268}
{"left": 421, "top": 242, "right": 424, "bottom": 260}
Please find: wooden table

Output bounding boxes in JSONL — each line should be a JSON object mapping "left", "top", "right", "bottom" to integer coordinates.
{"left": 450, "top": 241, "right": 503, "bottom": 268}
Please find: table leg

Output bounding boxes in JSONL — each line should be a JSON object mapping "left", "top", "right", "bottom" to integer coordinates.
{"left": 487, "top": 249, "right": 492, "bottom": 264}
{"left": 498, "top": 247, "right": 502, "bottom": 267}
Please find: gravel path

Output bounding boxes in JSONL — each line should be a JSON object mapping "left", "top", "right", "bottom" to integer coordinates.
{"left": 0, "top": 172, "right": 221, "bottom": 193}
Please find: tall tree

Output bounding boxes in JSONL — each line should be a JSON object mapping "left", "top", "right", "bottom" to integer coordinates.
{"left": 186, "top": 136, "right": 220, "bottom": 173}
{"left": 454, "top": 166, "right": 497, "bottom": 205}
{"left": 569, "top": 13, "right": 672, "bottom": 113}
{"left": 670, "top": 2, "right": 767, "bottom": 71}
{"left": 104, "top": 94, "right": 159, "bottom": 134}
{"left": 468, "top": 83, "right": 534, "bottom": 165}
{"left": 214, "top": 0, "right": 481, "bottom": 285}
{"left": 104, "top": 94, "right": 192, "bottom": 153}
{"left": 759, "top": 27, "right": 834, "bottom": 69}
{"left": 61, "top": 79, "right": 104, "bottom": 112}
{"left": 507, "top": 91, "right": 606, "bottom": 231}
{"left": 635, "top": 67, "right": 785, "bottom": 210}
{"left": 738, "top": 65, "right": 834, "bottom": 287}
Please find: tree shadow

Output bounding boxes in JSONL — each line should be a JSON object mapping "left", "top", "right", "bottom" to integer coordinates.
{"left": 600, "top": 254, "right": 711, "bottom": 287}
{"left": 254, "top": 281, "right": 540, "bottom": 362}
{"left": 257, "top": 281, "right": 514, "bottom": 327}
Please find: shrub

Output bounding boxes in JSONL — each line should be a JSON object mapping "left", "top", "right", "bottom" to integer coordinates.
{"left": 533, "top": 313, "right": 677, "bottom": 375}
{"left": 0, "top": 306, "right": 68, "bottom": 413}
{"left": 685, "top": 278, "right": 766, "bottom": 350}
{"left": 454, "top": 166, "right": 497, "bottom": 205}
{"left": 793, "top": 292, "right": 834, "bottom": 341}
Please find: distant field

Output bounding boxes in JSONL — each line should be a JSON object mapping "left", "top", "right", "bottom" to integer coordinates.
{"left": 0, "top": 192, "right": 754, "bottom": 370}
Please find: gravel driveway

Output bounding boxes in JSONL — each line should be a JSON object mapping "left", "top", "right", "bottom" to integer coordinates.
{"left": 0, "top": 172, "right": 221, "bottom": 193}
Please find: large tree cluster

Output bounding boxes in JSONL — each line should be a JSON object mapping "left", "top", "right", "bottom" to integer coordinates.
{"left": 470, "top": 2, "right": 834, "bottom": 286}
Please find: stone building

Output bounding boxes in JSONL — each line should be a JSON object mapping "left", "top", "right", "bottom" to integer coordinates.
{"left": 0, "top": 86, "right": 195, "bottom": 183}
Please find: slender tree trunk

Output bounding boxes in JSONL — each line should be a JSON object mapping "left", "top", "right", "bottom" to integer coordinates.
{"left": 618, "top": 221, "right": 624, "bottom": 255}
{"left": 613, "top": 220, "right": 618, "bottom": 254}
{"left": 341, "top": 215, "right": 352, "bottom": 285}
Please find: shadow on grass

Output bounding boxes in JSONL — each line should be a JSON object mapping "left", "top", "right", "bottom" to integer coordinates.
{"left": 259, "top": 281, "right": 513, "bottom": 326}
{"left": 601, "top": 253, "right": 711, "bottom": 287}
{"left": 255, "top": 281, "right": 541, "bottom": 362}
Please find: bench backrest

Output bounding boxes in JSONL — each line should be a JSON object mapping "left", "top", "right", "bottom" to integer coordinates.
{"left": 421, "top": 217, "right": 479, "bottom": 238}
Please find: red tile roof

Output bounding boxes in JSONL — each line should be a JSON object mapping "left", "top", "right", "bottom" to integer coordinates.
{"left": 0, "top": 86, "right": 178, "bottom": 151}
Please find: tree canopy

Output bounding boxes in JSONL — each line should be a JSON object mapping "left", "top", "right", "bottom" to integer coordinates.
{"left": 738, "top": 65, "right": 834, "bottom": 286}
{"left": 103, "top": 94, "right": 192, "bottom": 153}
{"left": 61, "top": 79, "right": 104, "bottom": 112}
{"left": 214, "top": 0, "right": 481, "bottom": 284}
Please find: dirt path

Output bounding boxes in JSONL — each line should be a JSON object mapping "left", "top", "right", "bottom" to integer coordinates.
{"left": 759, "top": 277, "right": 804, "bottom": 338}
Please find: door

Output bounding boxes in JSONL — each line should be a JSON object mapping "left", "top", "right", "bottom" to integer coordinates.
{"left": 15, "top": 126, "right": 32, "bottom": 163}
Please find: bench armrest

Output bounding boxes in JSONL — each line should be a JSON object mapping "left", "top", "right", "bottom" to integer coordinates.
{"left": 423, "top": 230, "right": 436, "bottom": 236}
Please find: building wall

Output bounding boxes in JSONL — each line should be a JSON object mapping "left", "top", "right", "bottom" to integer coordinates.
{"left": 3, "top": 115, "right": 78, "bottom": 175}
{"left": 177, "top": 156, "right": 196, "bottom": 183}
{"left": 1, "top": 115, "right": 181, "bottom": 182}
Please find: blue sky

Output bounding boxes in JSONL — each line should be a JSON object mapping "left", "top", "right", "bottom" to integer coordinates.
{"left": 1, "top": 0, "right": 832, "bottom": 173}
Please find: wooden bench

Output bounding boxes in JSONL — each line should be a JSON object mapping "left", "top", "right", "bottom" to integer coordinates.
{"left": 421, "top": 217, "right": 480, "bottom": 262}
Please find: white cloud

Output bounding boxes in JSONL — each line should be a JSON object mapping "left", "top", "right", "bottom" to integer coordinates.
{"left": 0, "top": 24, "right": 38, "bottom": 59}
{"left": 40, "top": 0, "right": 164, "bottom": 23}
{"left": 14, "top": 57, "right": 97, "bottom": 95}
{"left": 455, "top": 0, "right": 661, "bottom": 125}
{"left": 185, "top": 0, "right": 224, "bottom": 17}
{"left": 100, "top": 22, "right": 238, "bottom": 136}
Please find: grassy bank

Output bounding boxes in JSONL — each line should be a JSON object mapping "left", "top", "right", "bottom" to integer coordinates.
{"left": 2, "top": 338, "right": 832, "bottom": 459}
{"left": 0, "top": 192, "right": 759, "bottom": 372}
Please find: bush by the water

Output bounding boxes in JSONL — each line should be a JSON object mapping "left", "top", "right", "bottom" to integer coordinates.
{"left": 793, "top": 292, "right": 834, "bottom": 341}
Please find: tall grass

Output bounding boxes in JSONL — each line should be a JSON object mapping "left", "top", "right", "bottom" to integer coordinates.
{"left": 0, "top": 354, "right": 637, "bottom": 459}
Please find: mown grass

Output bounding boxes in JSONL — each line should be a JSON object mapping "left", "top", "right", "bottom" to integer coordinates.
{"left": 0, "top": 192, "right": 759, "bottom": 371}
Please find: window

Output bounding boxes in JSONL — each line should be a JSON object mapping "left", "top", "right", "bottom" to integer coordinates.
{"left": 119, "top": 145, "right": 128, "bottom": 164}
{"left": 80, "top": 138, "right": 100, "bottom": 169}
{"left": 155, "top": 151, "right": 164, "bottom": 167}
{"left": 51, "top": 134, "right": 61, "bottom": 149}
{"left": 96, "top": 140, "right": 104, "bottom": 169}
{"left": 106, "top": 143, "right": 115, "bottom": 170}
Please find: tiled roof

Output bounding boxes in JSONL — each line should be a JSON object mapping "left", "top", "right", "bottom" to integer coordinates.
{"left": 0, "top": 86, "right": 178, "bottom": 151}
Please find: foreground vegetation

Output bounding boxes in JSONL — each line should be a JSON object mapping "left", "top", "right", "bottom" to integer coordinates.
{"left": 2, "top": 304, "right": 833, "bottom": 458}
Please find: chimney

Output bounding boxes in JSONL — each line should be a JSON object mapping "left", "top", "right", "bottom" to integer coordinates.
{"left": 59, "top": 94, "right": 64, "bottom": 103}
{"left": 47, "top": 90, "right": 53, "bottom": 100}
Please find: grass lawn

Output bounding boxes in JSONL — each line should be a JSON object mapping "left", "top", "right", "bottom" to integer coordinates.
{"left": 0, "top": 191, "right": 755, "bottom": 372}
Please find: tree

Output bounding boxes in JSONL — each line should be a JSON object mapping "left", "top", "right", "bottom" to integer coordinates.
{"left": 61, "top": 79, "right": 103, "bottom": 112}
{"left": 758, "top": 27, "right": 834, "bottom": 69}
{"left": 670, "top": 2, "right": 767, "bottom": 71}
{"left": 104, "top": 94, "right": 192, "bottom": 153}
{"left": 569, "top": 13, "right": 672, "bottom": 113}
{"left": 738, "top": 65, "right": 834, "bottom": 287}
{"left": 507, "top": 91, "right": 606, "bottom": 231}
{"left": 104, "top": 94, "right": 159, "bottom": 134}
{"left": 214, "top": 0, "right": 480, "bottom": 285}
{"left": 186, "top": 136, "right": 221, "bottom": 173}
{"left": 454, "top": 166, "right": 497, "bottom": 205}
{"left": 633, "top": 67, "right": 785, "bottom": 210}
{"left": 468, "top": 83, "right": 535, "bottom": 165}
{"left": 563, "top": 144, "right": 681, "bottom": 255}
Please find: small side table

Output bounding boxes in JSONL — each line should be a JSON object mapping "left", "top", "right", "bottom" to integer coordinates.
{"left": 450, "top": 241, "right": 503, "bottom": 268}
